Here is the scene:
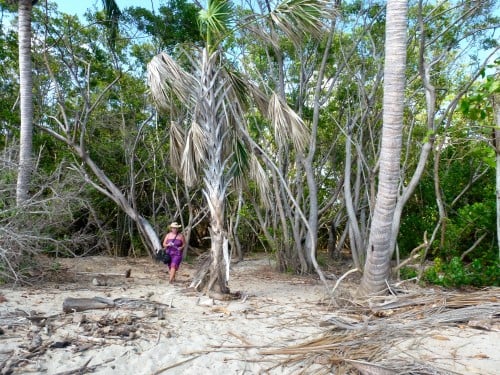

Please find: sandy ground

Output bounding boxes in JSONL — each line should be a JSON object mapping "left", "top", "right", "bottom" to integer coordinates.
{"left": 0, "top": 255, "right": 498, "bottom": 374}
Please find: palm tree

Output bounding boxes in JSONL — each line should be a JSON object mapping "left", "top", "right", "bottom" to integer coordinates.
{"left": 15, "top": 0, "right": 120, "bottom": 205}
{"left": 358, "top": 0, "right": 408, "bottom": 296}
{"left": 15, "top": 0, "right": 36, "bottom": 205}
{"left": 148, "top": 0, "right": 332, "bottom": 294}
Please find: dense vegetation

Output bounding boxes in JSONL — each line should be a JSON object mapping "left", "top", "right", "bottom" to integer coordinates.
{"left": 0, "top": 0, "right": 498, "bottom": 288}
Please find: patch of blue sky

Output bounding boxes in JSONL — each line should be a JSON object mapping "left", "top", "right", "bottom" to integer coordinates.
{"left": 54, "top": 0, "right": 162, "bottom": 18}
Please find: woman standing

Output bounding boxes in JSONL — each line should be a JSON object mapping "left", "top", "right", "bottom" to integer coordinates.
{"left": 162, "top": 222, "right": 186, "bottom": 283}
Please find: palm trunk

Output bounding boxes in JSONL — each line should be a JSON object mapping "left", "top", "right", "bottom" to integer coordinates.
{"left": 16, "top": 0, "right": 34, "bottom": 205}
{"left": 358, "top": 0, "right": 408, "bottom": 296}
{"left": 200, "top": 49, "right": 230, "bottom": 294}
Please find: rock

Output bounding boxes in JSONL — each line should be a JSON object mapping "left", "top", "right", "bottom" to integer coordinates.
{"left": 92, "top": 277, "right": 107, "bottom": 286}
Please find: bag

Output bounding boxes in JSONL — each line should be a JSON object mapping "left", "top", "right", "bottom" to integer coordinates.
{"left": 162, "top": 251, "right": 171, "bottom": 265}
{"left": 155, "top": 249, "right": 171, "bottom": 264}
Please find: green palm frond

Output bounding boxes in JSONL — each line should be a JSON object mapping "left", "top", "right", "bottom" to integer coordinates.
{"left": 198, "top": 0, "right": 235, "bottom": 52}
{"left": 147, "top": 52, "right": 198, "bottom": 110}
{"left": 224, "top": 69, "right": 251, "bottom": 110}
{"left": 228, "top": 137, "right": 249, "bottom": 192}
{"left": 232, "top": 138, "right": 250, "bottom": 177}
{"left": 271, "top": 0, "right": 335, "bottom": 44}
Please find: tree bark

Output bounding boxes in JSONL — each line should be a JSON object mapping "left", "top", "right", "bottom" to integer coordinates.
{"left": 358, "top": 0, "right": 408, "bottom": 296}
{"left": 16, "top": 0, "right": 34, "bottom": 205}
{"left": 492, "top": 92, "right": 500, "bottom": 258}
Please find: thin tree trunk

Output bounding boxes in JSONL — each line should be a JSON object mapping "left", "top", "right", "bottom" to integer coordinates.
{"left": 344, "top": 130, "right": 362, "bottom": 269}
{"left": 492, "top": 92, "right": 500, "bottom": 258}
{"left": 16, "top": 0, "right": 34, "bottom": 205}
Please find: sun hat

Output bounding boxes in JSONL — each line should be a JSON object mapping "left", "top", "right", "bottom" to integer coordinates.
{"left": 169, "top": 222, "right": 182, "bottom": 228}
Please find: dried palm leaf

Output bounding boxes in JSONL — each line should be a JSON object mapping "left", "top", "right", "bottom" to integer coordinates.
{"left": 180, "top": 133, "right": 199, "bottom": 187}
{"left": 169, "top": 121, "right": 185, "bottom": 173}
{"left": 189, "top": 121, "right": 209, "bottom": 164}
{"left": 147, "top": 52, "right": 198, "bottom": 110}
{"left": 268, "top": 93, "right": 310, "bottom": 153}
{"left": 250, "top": 154, "right": 272, "bottom": 209}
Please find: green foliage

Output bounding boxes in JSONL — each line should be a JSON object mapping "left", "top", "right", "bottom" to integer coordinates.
{"left": 423, "top": 256, "right": 499, "bottom": 288}
{"left": 460, "top": 59, "right": 500, "bottom": 121}
{"left": 399, "top": 266, "right": 418, "bottom": 280}
{"left": 125, "top": 0, "right": 202, "bottom": 53}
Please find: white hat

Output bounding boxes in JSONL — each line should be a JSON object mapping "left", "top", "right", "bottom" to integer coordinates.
{"left": 169, "top": 222, "right": 182, "bottom": 228}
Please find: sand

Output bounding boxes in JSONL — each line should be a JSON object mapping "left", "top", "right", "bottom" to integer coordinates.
{"left": 0, "top": 255, "right": 498, "bottom": 374}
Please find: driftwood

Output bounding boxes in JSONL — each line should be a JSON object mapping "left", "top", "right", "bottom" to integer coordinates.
{"left": 62, "top": 296, "right": 173, "bottom": 313}
{"left": 62, "top": 297, "right": 115, "bottom": 313}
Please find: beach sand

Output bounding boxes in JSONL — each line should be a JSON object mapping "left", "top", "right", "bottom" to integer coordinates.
{"left": 1, "top": 254, "right": 498, "bottom": 374}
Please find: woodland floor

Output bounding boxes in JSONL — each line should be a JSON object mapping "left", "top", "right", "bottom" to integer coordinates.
{"left": 0, "top": 253, "right": 498, "bottom": 374}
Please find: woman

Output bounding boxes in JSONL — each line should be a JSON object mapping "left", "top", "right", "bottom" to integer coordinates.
{"left": 162, "top": 222, "right": 186, "bottom": 283}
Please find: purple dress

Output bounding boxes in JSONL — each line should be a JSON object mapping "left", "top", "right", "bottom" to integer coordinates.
{"left": 166, "top": 237, "right": 183, "bottom": 269}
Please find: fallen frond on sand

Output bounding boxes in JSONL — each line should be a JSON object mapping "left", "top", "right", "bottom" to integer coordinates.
{"left": 259, "top": 287, "right": 499, "bottom": 374}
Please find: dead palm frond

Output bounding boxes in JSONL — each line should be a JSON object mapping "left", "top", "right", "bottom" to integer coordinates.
{"left": 189, "top": 121, "right": 209, "bottom": 165}
{"left": 169, "top": 121, "right": 185, "bottom": 174}
{"left": 180, "top": 133, "right": 199, "bottom": 187}
{"left": 268, "top": 93, "right": 310, "bottom": 153}
{"left": 147, "top": 52, "right": 198, "bottom": 109}
{"left": 250, "top": 153, "right": 272, "bottom": 209}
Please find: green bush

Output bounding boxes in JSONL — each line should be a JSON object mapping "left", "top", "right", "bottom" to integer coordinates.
{"left": 423, "top": 256, "right": 499, "bottom": 287}
{"left": 399, "top": 266, "right": 418, "bottom": 280}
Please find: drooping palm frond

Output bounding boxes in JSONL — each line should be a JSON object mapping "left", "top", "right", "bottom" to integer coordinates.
{"left": 271, "top": 0, "right": 336, "bottom": 45}
{"left": 169, "top": 121, "right": 185, "bottom": 173}
{"left": 229, "top": 137, "right": 250, "bottom": 188}
{"left": 190, "top": 121, "right": 209, "bottom": 165}
{"left": 180, "top": 131, "right": 199, "bottom": 188}
{"left": 147, "top": 52, "right": 198, "bottom": 110}
{"left": 249, "top": 153, "right": 272, "bottom": 209}
{"left": 223, "top": 68, "right": 252, "bottom": 111}
{"left": 268, "top": 93, "right": 310, "bottom": 153}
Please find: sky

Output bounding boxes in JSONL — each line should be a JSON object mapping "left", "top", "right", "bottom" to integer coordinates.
{"left": 54, "top": 0, "right": 162, "bottom": 18}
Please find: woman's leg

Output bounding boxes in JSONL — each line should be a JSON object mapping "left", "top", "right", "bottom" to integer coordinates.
{"left": 169, "top": 267, "right": 176, "bottom": 283}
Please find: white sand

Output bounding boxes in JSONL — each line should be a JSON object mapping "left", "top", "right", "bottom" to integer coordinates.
{"left": 0, "top": 255, "right": 498, "bottom": 374}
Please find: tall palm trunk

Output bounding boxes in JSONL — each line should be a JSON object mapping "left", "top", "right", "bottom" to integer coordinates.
{"left": 358, "top": 0, "right": 408, "bottom": 296}
{"left": 16, "top": 0, "right": 34, "bottom": 205}
{"left": 200, "top": 49, "right": 230, "bottom": 293}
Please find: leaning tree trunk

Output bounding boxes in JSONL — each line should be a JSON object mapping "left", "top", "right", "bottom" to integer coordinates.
{"left": 358, "top": 0, "right": 408, "bottom": 296}
{"left": 16, "top": 0, "right": 34, "bottom": 206}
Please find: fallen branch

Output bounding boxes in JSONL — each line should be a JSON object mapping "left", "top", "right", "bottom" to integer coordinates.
{"left": 152, "top": 355, "right": 201, "bottom": 374}
{"left": 62, "top": 297, "right": 115, "bottom": 313}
